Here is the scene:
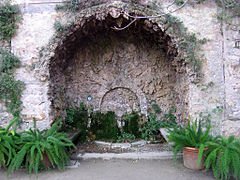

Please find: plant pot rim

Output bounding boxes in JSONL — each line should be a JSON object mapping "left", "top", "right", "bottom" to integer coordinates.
{"left": 183, "top": 147, "right": 208, "bottom": 151}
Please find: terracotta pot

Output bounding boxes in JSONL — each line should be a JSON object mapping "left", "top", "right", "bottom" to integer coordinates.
{"left": 29, "top": 152, "right": 52, "bottom": 169}
{"left": 182, "top": 147, "right": 207, "bottom": 170}
{"left": 41, "top": 152, "right": 52, "bottom": 169}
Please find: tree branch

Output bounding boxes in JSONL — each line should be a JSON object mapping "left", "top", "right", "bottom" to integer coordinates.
{"left": 126, "top": 0, "right": 189, "bottom": 19}
{"left": 111, "top": 0, "right": 189, "bottom": 31}
{"left": 111, "top": 18, "right": 137, "bottom": 30}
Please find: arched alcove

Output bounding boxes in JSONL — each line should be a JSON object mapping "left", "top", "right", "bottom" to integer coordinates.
{"left": 36, "top": 2, "right": 189, "bottom": 124}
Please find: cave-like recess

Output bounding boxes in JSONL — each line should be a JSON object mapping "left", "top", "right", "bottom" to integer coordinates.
{"left": 47, "top": 13, "right": 188, "bottom": 123}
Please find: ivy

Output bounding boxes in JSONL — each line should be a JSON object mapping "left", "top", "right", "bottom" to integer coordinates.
{"left": 215, "top": 0, "right": 240, "bottom": 22}
{"left": 0, "top": 1, "right": 24, "bottom": 125}
{"left": 55, "top": 0, "right": 103, "bottom": 12}
{"left": 0, "top": 1, "right": 21, "bottom": 41}
{"left": 0, "top": 48, "right": 25, "bottom": 124}
{"left": 165, "top": 15, "right": 207, "bottom": 72}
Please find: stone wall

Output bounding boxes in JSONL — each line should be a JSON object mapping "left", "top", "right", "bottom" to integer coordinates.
{"left": 47, "top": 11, "right": 188, "bottom": 124}
{"left": 172, "top": 2, "right": 225, "bottom": 135}
{"left": 9, "top": 0, "right": 58, "bottom": 129}
{"left": 222, "top": 17, "right": 240, "bottom": 137}
{"left": 63, "top": 31, "right": 179, "bottom": 118}
{"left": 0, "top": 0, "right": 239, "bottom": 137}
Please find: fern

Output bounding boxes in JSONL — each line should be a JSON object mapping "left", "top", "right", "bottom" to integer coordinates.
{"left": 204, "top": 136, "right": 240, "bottom": 180}
{"left": 167, "top": 119, "right": 212, "bottom": 165}
{"left": 0, "top": 118, "right": 19, "bottom": 168}
{"left": 7, "top": 120, "right": 75, "bottom": 176}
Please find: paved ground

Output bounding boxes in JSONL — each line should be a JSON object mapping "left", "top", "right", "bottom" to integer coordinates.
{"left": 0, "top": 159, "right": 215, "bottom": 180}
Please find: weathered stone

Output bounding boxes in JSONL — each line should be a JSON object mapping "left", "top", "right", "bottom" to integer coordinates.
{"left": 111, "top": 143, "right": 131, "bottom": 149}
{"left": 131, "top": 140, "right": 146, "bottom": 147}
{"left": 1, "top": 0, "right": 238, "bottom": 138}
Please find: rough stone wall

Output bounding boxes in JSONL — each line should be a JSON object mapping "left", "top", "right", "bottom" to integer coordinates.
{"left": 172, "top": 2, "right": 225, "bottom": 135}
{"left": 222, "top": 17, "right": 240, "bottom": 137}
{"left": 47, "top": 10, "right": 188, "bottom": 124}
{"left": 9, "top": 0, "right": 58, "bottom": 129}
{"left": 0, "top": 0, "right": 239, "bottom": 137}
{"left": 63, "top": 32, "right": 177, "bottom": 119}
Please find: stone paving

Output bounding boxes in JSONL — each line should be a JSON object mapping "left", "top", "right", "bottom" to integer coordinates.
{"left": 0, "top": 159, "right": 216, "bottom": 180}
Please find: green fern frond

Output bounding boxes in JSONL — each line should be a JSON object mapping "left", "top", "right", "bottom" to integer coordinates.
{"left": 197, "top": 144, "right": 204, "bottom": 167}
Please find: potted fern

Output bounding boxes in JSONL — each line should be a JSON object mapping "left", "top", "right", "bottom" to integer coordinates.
{"left": 167, "top": 120, "right": 212, "bottom": 170}
{"left": 8, "top": 119, "right": 75, "bottom": 176}
{"left": 0, "top": 118, "right": 20, "bottom": 168}
{"left": 204, "top": 135, "right": 240, "bottom": 180}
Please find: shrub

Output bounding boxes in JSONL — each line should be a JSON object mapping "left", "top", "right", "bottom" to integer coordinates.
{"left": 90, "top": 111, "right": 119, "bottom": 141}
{"left": 139, "top": 113, "right": 161, "bottom": 141}
{"left": 65, "top": 103, "right": 89, "bottom": 142}
{"left": 122, "top": 111, "right": 140, "bottom": 138}
{"left": 139, "top": 109, "right": 177, "bottom": 141}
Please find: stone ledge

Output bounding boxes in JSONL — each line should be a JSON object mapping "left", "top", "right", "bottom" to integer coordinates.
{"left": 95, "top": 140, "right": 148, "bottom": 149}
{"left": 77, "top": 152, "right": 182, "bottom": 160}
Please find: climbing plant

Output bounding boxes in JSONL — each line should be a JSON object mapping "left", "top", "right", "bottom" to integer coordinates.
{"left": 215, "top": 0, "right": 240, "bottom": 22}
{"left": 0, "top": 48, "right": 25, "bottom": 124}
{"left": 164, "top": 14, "right": 207, "bottom": 72}
{"left": 0, "top": 1, "right": 24, "bottom": 125}
{"left": 0, "top": 1, "right": 21, "bottom": 41}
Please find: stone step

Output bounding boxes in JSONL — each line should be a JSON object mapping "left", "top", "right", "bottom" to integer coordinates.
{"left": 75, "top": 152, "right": 183, "bottom": 160}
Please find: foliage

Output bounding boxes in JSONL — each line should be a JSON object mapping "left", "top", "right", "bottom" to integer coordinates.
{"left": 139, "top": 105, "right": 177, "bottom": 141}
{"left": 121, "top": 111, "right": 140, "bottom": 138}
{"left": 0, "top": 48, "right": 19, "bottom": 73}
{"left": 0, "top": 1, "right": 23, "bottom": 125}
{"left": 65, "top": 103, "right": 88, "bottom": 142}
{"left": 204, "top": 136, "right": 240, "bottom": 180}
{"left": 161, "top": 108, "right": 177, "bottom": 128}
{"left": 65, "top": 103, "right": 177, "bottom": 143}
{"left": 167, "top": 120, "right": 212, "bottom": 164}
{"left": 139, "top": 113, "right": 161, "bottom": 141}
{"left": 151, "top": 103, "right": 161, "bottom": 114}
{"left": 0, "top": 1, "right": 21, "bottom": 41}
{"left": 90, "top": 111, "right": 120, "bottom": 141}
{"left": 0, "top": 48, "right": 25, "bottom": 124}
{"left": 53, "top": 21, "right": 65, "bottom": 33}
{"left": 175, "top": 0, "right": 185, "bottom": 6}
{"left": 55, "top": 0, "right": 103, "bottom": 12}
{"left": 117, "top": 132, "right": 136, "bottom": 143}
{"left": 165, "top": 14, "right": 207, "bottom": 72}
{"left": 7, "top": 120, "right": 75, "bottom": 176}
{"left": 0, "top": 118, "right": 19, "bottom": 168}
{"left": 53, "top": 21, "right": 72, "bottom": 35}
{"left": 214, "top": 0, "right": 240, "bottom": 22}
